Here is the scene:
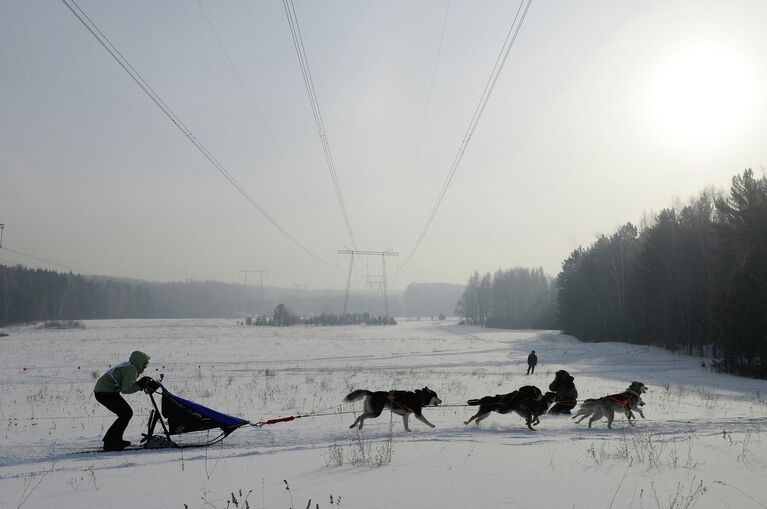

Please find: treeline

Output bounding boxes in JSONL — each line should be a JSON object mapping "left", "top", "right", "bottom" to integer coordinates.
{"left": 0, "top": 266, "right": 155, "bottom": 324}
{"left": 0, "top": 268, "right": 275, "bottom": 325}
{"left": 455, "top": 169, "right": 766, "bottom": 378}
{"left": 557, "top": 169, "right": 767, "bottom": 378}
{"left": 302, "top": 312, "right": 396, "bottom": 326}
{"left": 456, "top": 267, "right": 557, "bottom": 329}
{"left": 0, "top": 266, "right": 429, "bottom": 326}
{"left": 248, "top": 305, "right": 396, "bottom": 327}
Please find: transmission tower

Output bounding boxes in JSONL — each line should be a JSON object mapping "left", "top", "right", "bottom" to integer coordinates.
{"left": 239, "top": 270, "right": 267, "bottom": 315}
{"left": 239, "top": 270, "right": 267, "bottom": 292}
{"left": 363, "top": 274, "right": 387, "bottom": 316}
{"left": 337, "top": 249, "right": 398, "bottom": 317}
{"left": 292, "top": 283, "right": 309, "bottom": 316}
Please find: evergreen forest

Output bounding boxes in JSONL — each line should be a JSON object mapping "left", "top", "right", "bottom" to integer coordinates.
{"left": 457, "top": 169, "right": 767, "bottom": 378}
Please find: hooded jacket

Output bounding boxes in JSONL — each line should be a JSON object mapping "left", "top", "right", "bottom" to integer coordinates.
{"left": 549, "top": 370, "right": 578, "bottom": 400}
{"left": 94, "top": 351, "right": 150, "bottom": 394}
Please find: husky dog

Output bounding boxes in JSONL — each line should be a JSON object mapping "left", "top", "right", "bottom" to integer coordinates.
{"left": 572, "top": 381, "right": 647, "bottom": 428}
{"left": 514, "top": 391, "right": 559, "bottom": 430}
{"left": 464, "top": 385, "right": 542, "bottom": 425}
{"left": 344, "top": 387, "right": 442, "bottom": 431}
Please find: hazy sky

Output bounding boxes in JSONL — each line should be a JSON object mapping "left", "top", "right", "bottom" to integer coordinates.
{"left": 2, "top": 0, "right": 766, "bottom": 291}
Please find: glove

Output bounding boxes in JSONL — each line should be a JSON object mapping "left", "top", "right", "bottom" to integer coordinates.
{"left": 136, "top": 376, "right": 152, "bottom": 390}
{"left": 144, "top": 379, "right": 161, "bottom": 393}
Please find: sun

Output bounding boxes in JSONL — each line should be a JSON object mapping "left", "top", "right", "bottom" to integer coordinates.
{"left": 650, "top": 46, "right": 753, "bottom": 144}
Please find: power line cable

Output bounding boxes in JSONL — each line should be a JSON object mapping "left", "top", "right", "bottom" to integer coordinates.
{"left": 0, "top": 246, "right": 168, "bottom": 286}
{"left": 284, "top": 0, "right": 355, "bottom": 249}
{"left": 282, "top": 0, "right": 358, "bottom": 250}
{"left": 391, "top": 0, "right": 452, "bottom": 250}
{"left": 194, "top": 0, "right": 263, "bottom": 122}
{"left": 401, "top": 0, "right": 533, "bottom": 267}
{"left": 0, "top": 246, "right": 91, "bottom": 275}
{"left": 59, "top": 0, "right": 334, "bottom": 266}
{"left": 194, "top": 0, "right": 294, "bottom": 174}
{"left": 0, "top": 258, "right": 105, "bottom": 291}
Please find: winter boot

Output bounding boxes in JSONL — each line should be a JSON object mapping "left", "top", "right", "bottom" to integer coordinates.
{"left": 103, "top": 439, "right": 130, "bottom": 451}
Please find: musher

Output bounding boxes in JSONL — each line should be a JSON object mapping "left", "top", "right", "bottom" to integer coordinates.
{"left": 93, "top": 351, "right": 158, "bottom": 451}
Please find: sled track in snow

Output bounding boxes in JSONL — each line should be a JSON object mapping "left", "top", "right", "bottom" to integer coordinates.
{"left": 3, "top": 415, "right": 765, "bottom": 477}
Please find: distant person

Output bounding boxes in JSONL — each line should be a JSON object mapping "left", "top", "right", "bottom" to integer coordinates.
{"left": 93, "top": 351, "right": 157, "bottom": 451}
{"left": 526, "top": 350, "right": 538, "bottom": 375}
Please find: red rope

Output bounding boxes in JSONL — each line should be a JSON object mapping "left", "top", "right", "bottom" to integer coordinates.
{"left": 255, "top": 415, "right": 298, "bottom": 427}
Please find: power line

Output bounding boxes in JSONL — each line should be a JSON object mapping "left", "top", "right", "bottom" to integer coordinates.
{"left": 282, "top": 0, "right": 358, "bottom": 250}
{"left": 194, "top": 0, "right": 294, "bottom": 174}
{"left": 59, "top": 0, "right": 334, "bottom": 266}
{"left": 390, "top": 0, "right": 453, "bottom": 249}
{"left": 194, "top": 0, "right": 262, "bottom": 122}
{"left": 0, "top": 257, "right": 103, "bottom": 291}
{"left": 0, "top": 246, "right": 91, "bottom": 275}
{"left": 401, "top": 0, "right": 534, "bottom": 267}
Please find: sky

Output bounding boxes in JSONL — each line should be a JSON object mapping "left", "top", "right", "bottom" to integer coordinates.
{"left": 1, "top": 0, "right": 766, "bottom": 291}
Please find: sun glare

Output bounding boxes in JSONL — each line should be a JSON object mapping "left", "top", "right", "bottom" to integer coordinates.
{"left": 650, "top": 47, "right": 752, "bottom": 144}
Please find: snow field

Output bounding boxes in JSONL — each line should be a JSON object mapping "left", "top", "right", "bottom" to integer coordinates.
{"left": 1, "top": 319, "right": 766, "bottom": 508}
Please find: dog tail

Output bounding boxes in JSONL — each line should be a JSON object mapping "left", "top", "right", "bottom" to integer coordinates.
{"left": 571, "top": 399, "right": 597, "bottom": 418}
{"left": 344, "top": 389, "right": 373, "bottom": 402}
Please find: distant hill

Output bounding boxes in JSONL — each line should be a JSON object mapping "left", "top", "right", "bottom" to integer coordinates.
{"left": 0, "top": 263, "right": 464, "bottom": 324}
{"left": 402, "top": 282, "right": 464, "bottom": 318}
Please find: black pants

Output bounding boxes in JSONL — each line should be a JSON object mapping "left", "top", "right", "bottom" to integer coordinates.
{"left": 94, "top": 391, "right": 133, "bottom": 444}
{"left": 527, "top": 363, "right": 536, "bottom": 375}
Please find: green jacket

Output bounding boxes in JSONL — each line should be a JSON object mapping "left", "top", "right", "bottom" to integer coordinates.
{"left": 94, "top": 351, "right": 150, "bottom": 394}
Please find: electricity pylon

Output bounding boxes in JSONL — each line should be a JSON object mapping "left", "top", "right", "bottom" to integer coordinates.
{"left": 239, "top": 270, "right": 267, "bottom": 315}
{"left": 239, "top": 270, "right": 267, "bottom": 293}
{"left": 337, "top": 249, "right": 398, "bottom": 317}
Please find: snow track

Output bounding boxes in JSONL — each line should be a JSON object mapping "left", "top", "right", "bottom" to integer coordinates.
{"left": 2, "top": 319, "right": 767, "bottom": 508}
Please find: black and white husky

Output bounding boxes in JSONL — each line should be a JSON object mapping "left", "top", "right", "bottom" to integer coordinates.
{"left": 572, "top": 381, "right": 647, "bottom": 428}
{"left": 344, "top": 387, "right": 442, "bottom": 431}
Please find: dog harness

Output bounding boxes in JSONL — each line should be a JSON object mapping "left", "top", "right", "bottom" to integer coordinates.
{"left": 386, "top": 393, "right": 413, "bottom": 414}
{"left": 606, "top": 393, "right": 636, "bottom": 412}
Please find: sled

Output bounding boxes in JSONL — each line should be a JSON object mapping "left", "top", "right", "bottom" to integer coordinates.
{"left": 140, "top": 375, "right": 250, "bottom": 449}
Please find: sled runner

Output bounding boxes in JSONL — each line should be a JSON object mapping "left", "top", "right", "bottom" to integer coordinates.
{"left": 140, "top": 375, "right": 250, "bottom": 449}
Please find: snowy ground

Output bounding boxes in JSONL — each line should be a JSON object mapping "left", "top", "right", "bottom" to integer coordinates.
{"left": 1, "top": 319, "right": 766, "bottom": 509}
